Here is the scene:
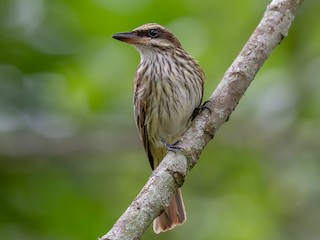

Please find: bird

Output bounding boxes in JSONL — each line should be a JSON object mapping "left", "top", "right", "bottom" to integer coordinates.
{"left": 112, "top": 23, "right": 205, "bottom": 234}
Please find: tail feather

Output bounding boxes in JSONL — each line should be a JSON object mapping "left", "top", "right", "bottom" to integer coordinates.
{"left": 153, "top": 189, "right": 186, "bottom": 234}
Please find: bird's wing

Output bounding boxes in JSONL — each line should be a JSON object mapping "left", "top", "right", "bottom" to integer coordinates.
{"left": 133, "top": 73, "right": 155, "bottom": 170}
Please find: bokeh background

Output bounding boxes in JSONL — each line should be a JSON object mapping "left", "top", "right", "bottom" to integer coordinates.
{"left": 0, "top": 0, "right": 319, "bottom": 239}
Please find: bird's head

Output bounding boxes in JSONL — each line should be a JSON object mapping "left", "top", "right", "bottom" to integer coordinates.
{"left": 112, "top": 23, "right": 182, "bottom": 54}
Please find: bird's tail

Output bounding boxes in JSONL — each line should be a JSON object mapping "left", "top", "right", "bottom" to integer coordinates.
{"left": 153, "top": 189, "right": 186, "bottom": 234}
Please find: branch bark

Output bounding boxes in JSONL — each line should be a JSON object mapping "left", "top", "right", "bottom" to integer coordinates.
{"left": 100, "top": 0, "right": 304, "bottom": 239}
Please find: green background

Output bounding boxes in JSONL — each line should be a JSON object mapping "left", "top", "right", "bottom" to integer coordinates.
{"left": 0, "top": 0, "right": 319, "bottom": 239}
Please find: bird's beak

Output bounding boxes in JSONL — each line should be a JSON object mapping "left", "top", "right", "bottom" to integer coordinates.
{"left": 112, "top": 31, "right": 143, "bottom": 44}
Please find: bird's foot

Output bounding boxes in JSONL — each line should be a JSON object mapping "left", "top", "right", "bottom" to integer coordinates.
{"left": 160, "top": 138, "right": 183, "bottom": 152}
{"left": 190, "top": 100, "right": 212, "bottom": 121}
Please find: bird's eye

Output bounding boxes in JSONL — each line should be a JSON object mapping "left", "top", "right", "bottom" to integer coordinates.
{"left": 148, "top": 29, "right": 160, "bottom": 38}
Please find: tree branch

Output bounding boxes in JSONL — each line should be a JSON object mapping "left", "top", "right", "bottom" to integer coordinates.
{"left": 99, "top": 0, "right": 304, "bottom": 239}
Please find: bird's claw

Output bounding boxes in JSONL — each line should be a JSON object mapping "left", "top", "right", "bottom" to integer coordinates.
{"left": 161, "top": 138, "right": 183, "bottom": 152}
{"left": 190, "top": 100, "right": 212, "bottom": 121}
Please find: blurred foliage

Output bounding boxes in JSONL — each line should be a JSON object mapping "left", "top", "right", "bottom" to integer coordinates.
{"left": 0, "top": 0, "right": 319, "bottom": 239}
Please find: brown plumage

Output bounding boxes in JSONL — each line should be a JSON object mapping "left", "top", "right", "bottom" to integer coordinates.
{"left": 113, "top": 23, "right": 205, "bottom": 233}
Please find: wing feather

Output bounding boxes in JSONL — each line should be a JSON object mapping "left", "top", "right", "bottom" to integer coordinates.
{"left": 134, "top": 71, "right": 155, "bottom": 170}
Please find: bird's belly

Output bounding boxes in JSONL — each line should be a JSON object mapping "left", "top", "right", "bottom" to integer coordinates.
{"left": 141, "top": 68, "right": 202, "bottom": 149}
{"left": 146, "top": 91, "right": 196, "bottom": 147}
{"left": 158, "top": 110, "right": 191, "bottom": 143}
